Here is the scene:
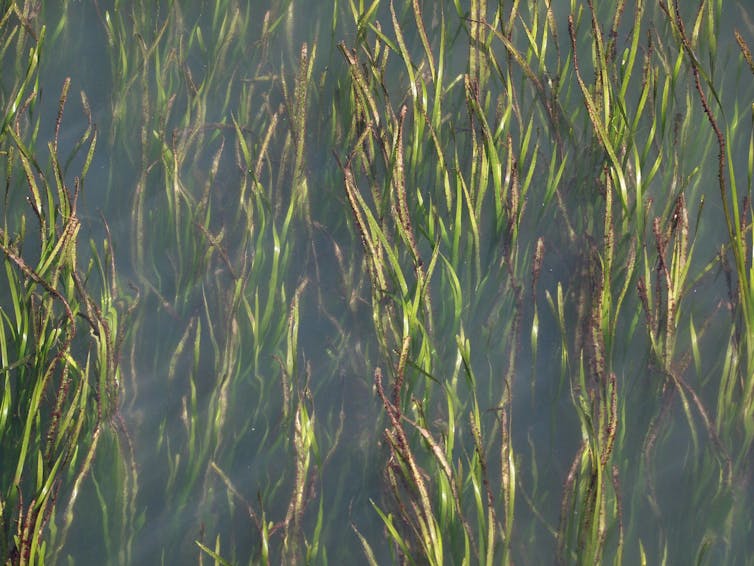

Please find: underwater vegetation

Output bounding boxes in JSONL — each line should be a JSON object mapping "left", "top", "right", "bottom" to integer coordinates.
{"left": 1, "top": 0, "right": 754, "bottom": 564}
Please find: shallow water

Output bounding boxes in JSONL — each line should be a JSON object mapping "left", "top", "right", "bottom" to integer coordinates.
{"left": 3, "top": 1, "right": 754, "bottom": 563}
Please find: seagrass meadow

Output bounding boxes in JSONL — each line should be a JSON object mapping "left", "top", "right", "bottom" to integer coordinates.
{"left": 2, "top": 0, "right": 754, "bottom": 564}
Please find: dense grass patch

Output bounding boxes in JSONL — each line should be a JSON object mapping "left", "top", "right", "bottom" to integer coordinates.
{"left": 2, "top": 1, "right": 754, "bottom": 564}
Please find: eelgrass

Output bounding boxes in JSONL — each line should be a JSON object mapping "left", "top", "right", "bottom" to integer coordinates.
{"left": 335, "top": 1, "right": 754, "bottom": 563}
{"left": 0, "top": 22, "right": 132, "bottom": 563}
{"left": 2, "top": 0, "right": 754, "bottom": 564}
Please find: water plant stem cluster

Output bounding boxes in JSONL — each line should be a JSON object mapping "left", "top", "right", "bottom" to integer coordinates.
{"left": 1, "top": 1, "right": 753, "bottom": 564}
